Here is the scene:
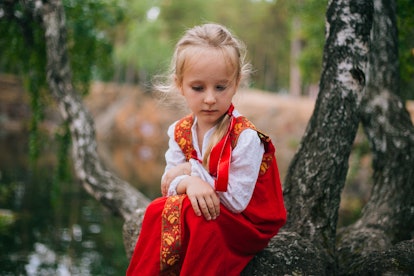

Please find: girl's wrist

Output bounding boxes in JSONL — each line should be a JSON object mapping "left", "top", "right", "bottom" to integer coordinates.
{"left": 182, "top": 162, "right": 191, "bottom": 175}
{"left": 167, "top": 175, "right": 188, "bottom": 196}
{"left": 176, "top": 175, "right": 191, "bottom": 194}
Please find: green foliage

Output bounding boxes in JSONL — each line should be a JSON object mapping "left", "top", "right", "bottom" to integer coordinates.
{"left": 2, "top": 0, "right": 413, "bottom": 97}
{"left": 160, "top": 0, "right": 210, "bottom": 40}
{"left": 64, "top": 0, "right": 123, "bottom": 92}
{"left": 113, "top": 0, "right": 291, "bottom": 91}
{"left": 0, "top": 176, "right": 17, "bottom": 235}
{"left": 292, "top": 0, "right": 328, "bottom": 87}
{"left": 114, "top": 0, "right": 172, "bottom": 85}
{"left": 0, "top": 2, "right": 46, "bottom": 77}
{"left": 0, "top": 2, "right": 48, "bottom": 161}
{"left": 0, "top": 0, "right": 121, "bottom": 161}
{"left": 397, "top": 0, "right": 414, "bottom": 100}
{"left": 0, "top": 0, "right": 118, "bottom": 85}
{"left": 222, "top": 0, "right": 291, "bottom": 91}
{"left": 0, "top": 210, "right": 15, "bottom": 236}
{"left": 51, "top": 122, "right": 73, "bottom": 208}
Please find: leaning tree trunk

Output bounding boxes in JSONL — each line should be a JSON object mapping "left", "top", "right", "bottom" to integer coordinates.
{"left": 336, "top": 0, "right": 414, "bottom": 274}
{"left": 39, "top": 0, "right": 150, "bottom": 221}
{"left": 244, "top": 1, "right": 373, "bottom": 274}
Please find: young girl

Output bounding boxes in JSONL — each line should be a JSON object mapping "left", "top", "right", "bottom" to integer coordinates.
{"left": 127, "top": 23, "right": 286, "bottom": 275}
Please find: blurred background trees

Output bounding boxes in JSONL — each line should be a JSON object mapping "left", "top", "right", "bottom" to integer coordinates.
{"left": 1, "top": 0, "right": 413, "bottom": 98}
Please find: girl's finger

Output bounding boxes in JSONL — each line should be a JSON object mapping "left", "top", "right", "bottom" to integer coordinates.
{"left": 197, "top": 197, "right": 212, "bottom": 220}
{"left": 189, "top": 196, "right": 202, "bottom": 217}
{"left": 212, "top": 194, "right": 220, "bottom": 217}
{"left": 204, "top": 196, "right": 217, "bottom": 219}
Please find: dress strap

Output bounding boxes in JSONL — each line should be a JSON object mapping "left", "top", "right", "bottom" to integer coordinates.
{"left": 208, "top": 104, "right": 235, "bottom": 192}
{"left": 209, "top": 115, "right": 235, "bottom": 192}
{"left": 174, "top": 115, "right": 195, "bottom": 161}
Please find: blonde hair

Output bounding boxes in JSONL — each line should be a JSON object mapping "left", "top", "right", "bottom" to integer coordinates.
{"left": 156, "top": 23, "right": 252, "bottom": 167}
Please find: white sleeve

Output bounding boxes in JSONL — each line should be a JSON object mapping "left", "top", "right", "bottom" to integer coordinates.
{"left": 163, "top": 122, "right": 187, "bottom": 171}
{"left": 221, "top": 129, "right": 264, "bottom": 213}
{"left": 161, "top": 122, "right": 188, "bottom": 194}
{"left": 188, "top": 129, "right": 264, "bottom": 213}
{"left": 167, "top": 175, "right": 189, "bottom": 196}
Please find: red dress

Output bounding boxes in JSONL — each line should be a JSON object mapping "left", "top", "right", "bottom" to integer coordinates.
{"left": 127, "top": 114, "right": 286, "bottom": 276}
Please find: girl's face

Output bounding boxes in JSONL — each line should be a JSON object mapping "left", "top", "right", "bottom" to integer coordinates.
{"left": 176, "top": 48, "right": 239, "bottom": 130}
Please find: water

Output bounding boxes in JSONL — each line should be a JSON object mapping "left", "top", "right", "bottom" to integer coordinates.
{"left": 0, "top": 134, "right": 129, "bottom": 275}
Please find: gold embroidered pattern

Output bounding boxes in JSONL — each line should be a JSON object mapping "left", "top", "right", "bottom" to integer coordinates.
{"left": 174, "top": 115, "right": 272, "bottom": 175}
{"left": 260, "top": 154, "right": 273, "bottom": 175}
{"left": 175, "top": 115, "right": 194, "bottom": 161}
{"left": 230, "top": 117, "right": 256, "bottom": 147}
{"left": 160, "top": 195, "right": 186, "bottom": 274}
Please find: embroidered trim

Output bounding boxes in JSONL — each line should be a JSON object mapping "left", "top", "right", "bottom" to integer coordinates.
{"left": 160, "top": 195, "right": 186, "bottom": 274}
{"left": 260, "top": 153, "right": 273, "bottom": 176}
{"left": 174, "top": 115, "right": 273, "bottom": 175}
{"left": 175, "top": 115, "right": 195, "bottom": 161}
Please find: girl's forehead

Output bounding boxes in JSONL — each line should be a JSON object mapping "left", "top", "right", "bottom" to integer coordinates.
{"left": 185, "top": 47, "right": 225, "bottom": 61}
{"left": 182, "top": 47, "right": 238, "bottom": 75}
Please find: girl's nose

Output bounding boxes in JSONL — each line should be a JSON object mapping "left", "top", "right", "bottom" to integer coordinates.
{"left": 204, "top": 90, "right": 216, "bottom": 105}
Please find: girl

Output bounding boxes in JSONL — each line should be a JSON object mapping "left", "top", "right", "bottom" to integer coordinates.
{"left": 127, "top": 23, "right": 286, "bottom": 275}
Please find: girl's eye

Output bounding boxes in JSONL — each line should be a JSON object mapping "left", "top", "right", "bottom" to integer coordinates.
{"left": 192, "top": 86, "right": 204, "bottom": 92}
{"left": 216, "top": 85, "right": 227, "bottom": 91}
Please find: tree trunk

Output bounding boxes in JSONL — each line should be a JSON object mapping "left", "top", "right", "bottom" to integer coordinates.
{"left": 336, "top": 0, "right": 414, "bottom": 274}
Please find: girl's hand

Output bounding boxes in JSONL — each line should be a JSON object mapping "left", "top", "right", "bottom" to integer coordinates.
{"left": 177, "top": 176, "right": 220, "bottom": 220}
{"left": 161, "top": 162, "right": 191, "bottom": 196}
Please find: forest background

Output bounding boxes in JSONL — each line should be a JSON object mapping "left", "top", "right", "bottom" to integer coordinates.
{"left": 2, "top": 0, "right": 414, "bottom": 99}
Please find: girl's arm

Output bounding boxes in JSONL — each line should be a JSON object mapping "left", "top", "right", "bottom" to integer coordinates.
{"left": 162, "top": 122, "right": 220, "bottom": 220}
{"left": 190, "top": 128, "right": 264, "bottom": 213}
{"left": 161, "top": 122, "right": 190, "bottom": 196}
{"left": 223, "top": 129, "right": 264, "bottom": 212}
{"left": 176, "top": 175, "right": 220, "bottom": 221}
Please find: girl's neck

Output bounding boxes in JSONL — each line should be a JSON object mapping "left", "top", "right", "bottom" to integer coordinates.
{"left": 195, "top": 122, "right": 212, "bottom": 155}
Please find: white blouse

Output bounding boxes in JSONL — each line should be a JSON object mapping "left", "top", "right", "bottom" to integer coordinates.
{"left": 162, "top": 110, "right": 265, "bottom": 213}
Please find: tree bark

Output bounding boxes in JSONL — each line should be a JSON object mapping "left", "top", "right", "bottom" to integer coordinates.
{"left": 336, "top": 0, "right": 414, "bottom": 274}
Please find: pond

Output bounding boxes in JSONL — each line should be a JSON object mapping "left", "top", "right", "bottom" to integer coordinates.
{"left": 0, "top": 133, "right": 133, "bottom": 275}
